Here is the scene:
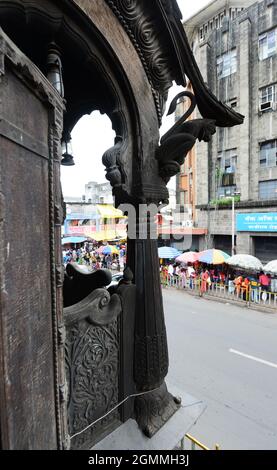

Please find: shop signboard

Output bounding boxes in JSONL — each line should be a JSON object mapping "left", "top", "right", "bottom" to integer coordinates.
{"left": 236, "top": 213, "right": 277, "bottom": 232}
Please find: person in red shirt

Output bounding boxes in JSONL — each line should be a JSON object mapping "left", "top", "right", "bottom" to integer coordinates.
{"left": 234, "top": 275, "right": 243, "bottom": 296}
{"left": 200, "top": 269, "right": 210, "bottom": 294}
{"left": 241, "top": 276, "right": 250, "bottom": 301}
{"left": 259, "top": 272, "right": 270, "bottom": 292}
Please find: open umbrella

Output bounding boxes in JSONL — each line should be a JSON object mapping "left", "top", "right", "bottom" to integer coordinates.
{"left": 198, "top": 249, "right": 230, "bottom": 265}
{"left": 96, "top": 245, "right": 106, "bottom": 254}
{"left": 226, "top": 254, "right": 263, "bottom": 272}
{"left": 97, "top": 245, "right": 119, "bottom": 255}
{"left": 158, "top": 247, "right": 181, "bottom": 259}
{"left": 103, "top": 246, "right": 119, "bottom": 255}
{"left": 263, "top": 260, "right": 277, "bottom": 275}
{"left": 176, "top": 251, "right": 200, "bottom": 263}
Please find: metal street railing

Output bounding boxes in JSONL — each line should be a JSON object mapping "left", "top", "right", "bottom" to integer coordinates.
{"left": 161, "top": 275, "right": 277, "bottom": 310}
{"left": 180, "top": 433, "right": 220, "bottom": 450}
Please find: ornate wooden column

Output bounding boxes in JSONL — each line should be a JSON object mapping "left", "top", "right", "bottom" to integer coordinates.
{"left": 127, "top": 210, "right": 181, "bottom": 437}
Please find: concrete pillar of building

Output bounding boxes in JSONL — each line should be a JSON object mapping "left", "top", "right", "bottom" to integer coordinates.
{"left": 195, "top": 42, "right": 210, "bottom": 208}
{"left": 238, "top": 18, "right": 251, "bottom": 201}
{"left": 236, "top": 232, "right": 252, "bottom": 255}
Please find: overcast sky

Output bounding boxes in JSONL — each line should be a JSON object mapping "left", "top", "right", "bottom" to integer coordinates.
{"left": 61, "top": 0, "right": 210, "bottom": 197}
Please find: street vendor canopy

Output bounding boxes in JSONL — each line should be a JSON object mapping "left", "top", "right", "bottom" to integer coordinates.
{"left": 62, "top": 236, "right": 87, "bottom": 244}
{"left": 97, "top": 204, "right": 126, "bottom": 219}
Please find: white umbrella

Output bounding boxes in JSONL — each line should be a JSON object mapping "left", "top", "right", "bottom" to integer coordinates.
{"left": 263, "top": 260, "right": 277, "bottom": 275}
{"left": 226, "top": 254, "right": 263, "bottom": 272}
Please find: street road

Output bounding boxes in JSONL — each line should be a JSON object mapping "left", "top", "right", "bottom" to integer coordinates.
{"left": 163, "top": 288, "right": 277, "bottom": 450}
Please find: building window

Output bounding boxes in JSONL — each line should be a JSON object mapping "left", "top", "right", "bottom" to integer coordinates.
{"left": 200, "top": 27, "right": 203, "bottom": 40}
{"left": 217, "top": 150, "right": 237, "bottom": 188}
{"left": 217, "top": 50, "right": 237, "bottom": 78}
{"left": 204, "top": 24, "right": 208, "bottom": 35}
{"left": 260, "top": 140, "right": 277, "bottom": 167}
{"left": 215, "top": 16, "right": 219, "bottom": 29}
{"left": 259, "top": 29, "right": 277, "bottom": 60}
{"left": 218, "top": 185, "right": 237, "bottom": 198}
{"left": 260, "top": 84, "right": 276, "bottom": 105}
{"left": 179, "top": 191, "right": 185, "bottom": 206}
{"left": 259, "top": 180, "right": 277, "bottom": 199}
{"left": 218, "top": 149, "right": 237, "bottom": 173}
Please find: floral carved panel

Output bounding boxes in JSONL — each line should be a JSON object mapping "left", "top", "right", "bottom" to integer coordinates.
{"left": 65, "top": 319, "right": 120, "bottom": 449}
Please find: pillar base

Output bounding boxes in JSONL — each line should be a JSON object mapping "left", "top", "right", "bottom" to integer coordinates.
{"left": 134, "top": 382, "right": 181, "bottom": 438}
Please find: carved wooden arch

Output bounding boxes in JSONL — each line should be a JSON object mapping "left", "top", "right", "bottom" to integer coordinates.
{"left": 0, "top": 0, "right": 167, "bottom": 206}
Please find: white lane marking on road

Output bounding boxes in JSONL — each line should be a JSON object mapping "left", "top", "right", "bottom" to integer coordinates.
{"left": 229, "top": 349, "right": 277, "bottom": 369}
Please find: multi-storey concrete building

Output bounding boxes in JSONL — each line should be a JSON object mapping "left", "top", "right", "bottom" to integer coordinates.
{"left": 63, "top": 201, "right": 127, "bottom": 241}
{"left": 177, "top": 0, "right": 277, "bottom": 262}
{"left": 63, "top": 181, "right": 124, "bottom": 240}
{"left": 84, "top": 181, "right": 114, "bottom": 204}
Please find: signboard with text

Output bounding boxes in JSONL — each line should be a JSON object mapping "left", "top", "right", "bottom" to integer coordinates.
{"left": 236, "top": 213, "right": 277, "bottom": 232}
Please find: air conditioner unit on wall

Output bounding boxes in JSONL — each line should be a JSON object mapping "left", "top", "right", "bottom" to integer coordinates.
{"left": 259, "top": 101, "right": 275, "bottom": 112}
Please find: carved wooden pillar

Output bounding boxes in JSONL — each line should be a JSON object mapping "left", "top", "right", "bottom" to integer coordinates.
{"left": 127, "top": 212, "right": 181, "bottom": 437}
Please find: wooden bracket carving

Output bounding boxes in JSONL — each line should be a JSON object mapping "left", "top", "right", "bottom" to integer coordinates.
{"left": 156, "top": 91, "right": 216, "bottom": 183}
{"left": 64, "top": 288, "right": 122, "bottom": 327}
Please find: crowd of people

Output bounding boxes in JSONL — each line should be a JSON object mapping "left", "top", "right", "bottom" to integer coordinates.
{"left": 63, "top": 242, "right": 276, "bottom": 303}
{"left": 62, "top": 242, "right": 126, "bottom": 272}
{"left": 160, "top": 262, "right": 277, "bottom": 302}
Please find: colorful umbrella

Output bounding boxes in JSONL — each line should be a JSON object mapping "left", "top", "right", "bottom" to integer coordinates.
{"left": 158, "top": 247, "right": 181, "bottom": 259}
{"left": 198, "top": 249, "right": 230, "bottom": 265}
{"left": 97, "top": 245, "right": 119, "bottom": 255}
{"left": 103, "top": 246, "right": 119, "bottom": 255}
{"left": 226, "top": 254, "right": 263, "bottom": 271}
{"left": 176, "top": 251, "right": 200, "bottom": 263}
